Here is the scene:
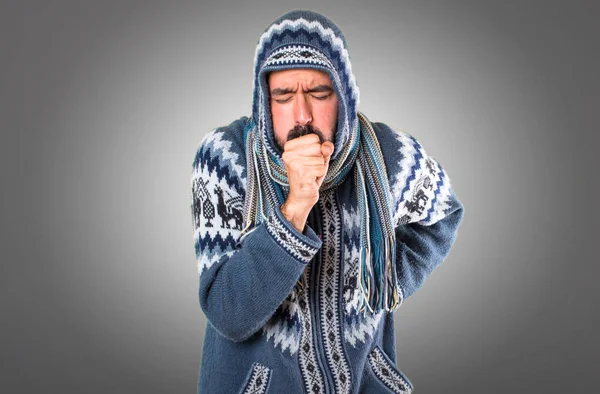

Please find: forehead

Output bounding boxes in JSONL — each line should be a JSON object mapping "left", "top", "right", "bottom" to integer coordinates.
{"left": 267, "top": 68, "right": 332, "bottom": 88}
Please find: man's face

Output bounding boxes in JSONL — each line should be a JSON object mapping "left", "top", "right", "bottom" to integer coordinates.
{"left": 268, "top": 68, "right": 338, "bottom": 150}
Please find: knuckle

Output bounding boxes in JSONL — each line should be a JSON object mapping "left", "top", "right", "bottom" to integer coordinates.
{"left": 283, "top": 141, "right": 294, "bottom": 151}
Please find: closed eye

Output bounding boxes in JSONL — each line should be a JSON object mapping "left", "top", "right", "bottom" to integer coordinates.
{"left": 270, "top": 85, "right": 334, "bottom": 104}
{"left": 312, "top": 93, "right": 333, "bottom": 100}
{"left": 274, "top": 96, "right": 292, "bottom": 104}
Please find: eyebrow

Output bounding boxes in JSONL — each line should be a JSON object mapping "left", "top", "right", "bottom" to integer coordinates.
{"left": 270, "top": 85, "right": 334, "bottom": 96}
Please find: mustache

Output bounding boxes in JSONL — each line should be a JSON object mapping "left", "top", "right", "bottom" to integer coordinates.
{"left": 286, "top": 124, "right": 325, "bottom": 144}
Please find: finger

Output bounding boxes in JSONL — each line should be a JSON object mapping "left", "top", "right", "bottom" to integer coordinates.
{"left": 284, "top": 156, "right": 326, "bottom": 167}
{"left": 322, "top": 142, "right": 334, "bottom": 168}
{"left": 315, "top": 172, "right": 327, "bottom": 186}
{"left": 306, "top": 172, "right": 327, "bottom": 184}
{"left": 304, "top": 166, "right": 328, "bottom": 178}
{"left": 284, "top": 145, "right": 324, "bottom": 158}
{"left": 283, "top": 133, "right": 321, "bottom": 150}
{"left": 321, "top": 142, "right": 334, "bottom": 157}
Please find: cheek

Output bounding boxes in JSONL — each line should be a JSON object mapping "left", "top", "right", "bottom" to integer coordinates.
{"left": 270, "top": 104, "right": 290, "bottom": 140}
{"left": 321, "top": 101, "right": 338, "bottom": 132}
{"left": 330, "top": 101, "right": 339, "bottom": 128}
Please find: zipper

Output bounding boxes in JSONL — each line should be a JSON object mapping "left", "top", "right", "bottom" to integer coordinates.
{"left": 307, "top": 204, "right": 335, "bottom": 393}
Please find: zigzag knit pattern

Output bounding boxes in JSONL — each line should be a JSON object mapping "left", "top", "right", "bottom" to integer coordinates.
{"left": 373, "top": 122, "right": 457, "bottom": 227}
{"left": 191, "top": 114, "right": 464, "bottom": 393}
{"left": 191, "top": 124, "right": 247, "bottom": 274}
{"left": 368, "top": 346, "right": 413, "bottom": 394}
{"left": 261, "top": 286, "right": 303, "bottom": 355}
{"left": 191, "top": 117, "right": 460, "bottom": 347}
{"left": 241, "top": 362, "right": 271, "bottom": 394}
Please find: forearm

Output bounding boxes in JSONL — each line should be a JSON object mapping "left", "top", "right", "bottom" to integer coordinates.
{"left": 280, "top": 201, "right": 311, "bottom": 233}
{"left": 197, "top": 207, "right": 321, "bottom": 341}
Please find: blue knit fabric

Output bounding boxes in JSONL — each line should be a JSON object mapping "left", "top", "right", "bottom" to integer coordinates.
{"left": 190, "top": 9, "right": 465, "bottom": 394}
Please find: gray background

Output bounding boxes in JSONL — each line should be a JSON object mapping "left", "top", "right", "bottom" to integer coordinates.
{"left": 3, "top": 0, "right": 599, "bottom": 393}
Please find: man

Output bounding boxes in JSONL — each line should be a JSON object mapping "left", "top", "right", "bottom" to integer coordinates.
{"left": 190, "top": 10, "right": 464, "bottom": 394}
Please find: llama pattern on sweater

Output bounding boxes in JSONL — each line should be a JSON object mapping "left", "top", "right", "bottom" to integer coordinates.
{"left": 385, "top": 126, "right": 453, "bottom": 227}
{"left": 192, "top": 127, "right": 246, "bottom": 274}
{"left": 193, "top": 10, "right": 465, "bottom": 393}
{"left": 191, "top": 117, "right": 464, "bottom": 394}
{"left": 191, "top": 122, "right": 456, "bottom": 355}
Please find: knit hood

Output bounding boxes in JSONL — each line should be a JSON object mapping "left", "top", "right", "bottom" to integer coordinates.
{"left": 251, "top": 9, "right": 359, "bottom": 161}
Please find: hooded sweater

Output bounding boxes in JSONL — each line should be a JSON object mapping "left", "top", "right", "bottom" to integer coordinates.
{"left": 190, "top": 10, "right": 465, "bottom": 394}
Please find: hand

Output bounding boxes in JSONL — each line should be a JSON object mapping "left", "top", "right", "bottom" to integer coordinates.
{"left": 280, "top": 134, "right": 334, "bottom": 232}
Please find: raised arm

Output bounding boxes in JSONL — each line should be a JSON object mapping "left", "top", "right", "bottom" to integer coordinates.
{"left": 190, "top": 125, "right": 321, "bottom": 342}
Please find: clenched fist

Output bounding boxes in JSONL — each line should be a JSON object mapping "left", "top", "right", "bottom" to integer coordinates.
{"left": 280, "top": 133, "right": 334, "bottom": 232}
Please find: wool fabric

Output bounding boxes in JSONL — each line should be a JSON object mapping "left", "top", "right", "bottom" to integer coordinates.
{"left": 190, "top": 9, "right": 465, "bottom": 394}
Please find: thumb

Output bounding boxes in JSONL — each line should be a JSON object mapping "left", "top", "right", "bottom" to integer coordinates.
{"left": 321, "top": 142, "right": 334, "bottom": 166}
{"left": 317, "top": 142, "right": 334, "bottom": 187}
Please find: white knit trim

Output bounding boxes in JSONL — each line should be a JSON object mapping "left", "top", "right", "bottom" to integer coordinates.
{"left": 368, "top": 346, "right": 413, "bottom": 394}
{"left": 265, "top": 213, "right": 319, "bottom": 263}
{"left": 263, "top": 45, "right": 333, "bottom": 69}
{"left": 297, "top": 264, "right": 326, "bottom": 393}
{"left": 241, "top": 362, "right": 271, "bottom": 394}
{"left": 319, "top": 190, "right": 352, "bottom": 393}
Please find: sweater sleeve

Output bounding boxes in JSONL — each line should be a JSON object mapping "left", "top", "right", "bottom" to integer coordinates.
{"left": 373, "top": 122, "right": 465, "bottom": 305}
{"left": 190, "top": 127, "right": 321, "bottom": 342}
{"left": 394, "top": 185, "right": 464, "bottom": 303}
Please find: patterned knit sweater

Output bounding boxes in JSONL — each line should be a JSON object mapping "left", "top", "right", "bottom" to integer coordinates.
{"left": 191, "top": 116, "right": 464, "bottom": 393}
{"left": 190, "top": 10, "right": 464, "bottom": 394}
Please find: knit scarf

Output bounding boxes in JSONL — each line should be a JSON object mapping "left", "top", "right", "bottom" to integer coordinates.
{"left": 242, "top": 111, "right": 400, "bottom": 314}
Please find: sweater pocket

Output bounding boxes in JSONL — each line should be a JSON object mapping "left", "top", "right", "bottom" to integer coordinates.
{"left": 366, "top": 346, "right": 413, "bottom": 394}
{"left": 239, "top": 362, "right": 272, "bottom": 394}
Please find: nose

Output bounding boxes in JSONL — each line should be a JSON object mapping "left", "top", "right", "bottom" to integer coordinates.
{"left": 293, "top": 93, "right": 312, "bottom": 125}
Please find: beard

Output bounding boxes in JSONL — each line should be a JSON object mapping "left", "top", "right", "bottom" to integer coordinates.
{"left": 275, "top": 124, "right": 334, "bottom": 150}
{"left": 287, "top": 124, "right": 326, "bottom": 143}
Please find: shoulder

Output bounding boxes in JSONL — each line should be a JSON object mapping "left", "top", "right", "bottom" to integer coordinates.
{"left": 368, "top": 119, "right": 427, "bottom": 181}
{"left": 367, "top": 118, "right": 454, "bottom": 224}
{"left": 191, "top": 116, "right": 250, "bottom": 194}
